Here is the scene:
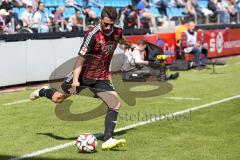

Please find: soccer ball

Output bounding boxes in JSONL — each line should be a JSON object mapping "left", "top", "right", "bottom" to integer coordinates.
{"left": 75, "top": 133, "right": 97, "bottom": 153}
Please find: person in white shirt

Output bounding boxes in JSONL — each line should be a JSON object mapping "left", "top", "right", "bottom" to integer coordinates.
{"left": 121, "top": 40, "right": 179, "bottom": 81}
{"left": 21, "top": 3, "right": 34, "bottom": 27}
{"left": 31, "top": 2, "right": 51, "bottom": 33}
{"left": 181, "top": 21, "right": 208, "bottom": 69}
{"left": 121, "top": 40, "right": 149, "bottom": 72}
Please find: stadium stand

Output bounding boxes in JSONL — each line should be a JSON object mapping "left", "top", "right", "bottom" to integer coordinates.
{"left": 1, "top": 0, "right": 240, "bottom": 35}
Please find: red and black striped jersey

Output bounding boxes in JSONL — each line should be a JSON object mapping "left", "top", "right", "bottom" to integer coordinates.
{"left": 78, "top": 24, "right": 123, "bottom": 80}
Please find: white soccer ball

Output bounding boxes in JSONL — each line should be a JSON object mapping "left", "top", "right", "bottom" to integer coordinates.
{"left": 75, "top": 133, "right": 97, "bottom": 153}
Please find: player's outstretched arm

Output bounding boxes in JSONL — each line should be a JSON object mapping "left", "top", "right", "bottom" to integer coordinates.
{"left": 70, "top": 56, "right": 84, "bottom": 94}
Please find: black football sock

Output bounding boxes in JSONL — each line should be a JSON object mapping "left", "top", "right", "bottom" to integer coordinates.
{"left": 39, "top": 88, "right": 56, "bottom": 99}
{"left": 104, "top": 108, "right": 119, "bottom": 141}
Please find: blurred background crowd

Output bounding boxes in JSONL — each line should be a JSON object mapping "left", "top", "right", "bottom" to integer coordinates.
{"left": 1, "top": 0, "right": 240, "bottom": 34}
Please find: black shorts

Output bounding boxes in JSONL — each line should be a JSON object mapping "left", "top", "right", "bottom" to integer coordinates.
{"left": 61, "top": 73, "right": 115, "bottom": 95}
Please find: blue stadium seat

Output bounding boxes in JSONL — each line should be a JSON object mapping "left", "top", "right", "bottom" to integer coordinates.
{"left": 76, "top": 0, "right": 83, "bottom": 6}
{"left": 118, "top": 1, "right": 126, "bottom": 7}
{"left": 91, "top": 7, "right": 101, "bottom": 17}
{"left": 103, "top": 0, "right": 111, "bottom": 6}
{"left": 12, "top": 7, "right": 20, "bottom": 18}
{"left": 125, "top": 0, "right": 132, "bottom": 5}
{"left": 44, "top": 8, "right": 50, "bottom": 16}
{"left": 149, "top": 7, "right": 161, "bottom": 16}
{"left": 43, "top": 0, "right": 52, "bottom": 6}
{"left": 167, "top": 7, "right": 182, "bottom": 17}
{"left": 48, "top": 7, "right": 56, "bottom": 15}
{"left": 57, "top": 0, "right": 65, "bottom": 6}
{"left": 198, "top": 1, "right": 208, "bottom": 8}
{"left": 52, "top": 0, "right": 59, "bottom": 6}
{"left": 19, "top": 8, "right": 26, "bottom": 19}
{"left": 64, "top": 7, "right": 75, "bottom": 18}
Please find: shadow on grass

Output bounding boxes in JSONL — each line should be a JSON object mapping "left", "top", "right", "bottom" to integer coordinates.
{"left": 36, "top": 127, "right": 136, "bottom": 142}
{"left": 36, "top": 133, "right": 76, "bottom": 140}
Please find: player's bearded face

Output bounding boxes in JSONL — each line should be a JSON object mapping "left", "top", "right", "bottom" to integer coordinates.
{"left": 100, "top": 17, "right": 115, "bottom": 34}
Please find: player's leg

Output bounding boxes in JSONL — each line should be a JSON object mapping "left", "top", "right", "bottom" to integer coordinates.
{"left": 29, "top": 85, "right": 69, "bottom": 103}
{"left": 192, "top": 48, "right": 201, "bottom": 67}
{"left": 90, "top": 81, "right": 126, "bottom": 150}
{"left": 98, "top": 91, "right": 126, "bottom": 150}
{"left": 30, "top": 72, "right": 78, "bottom": 103}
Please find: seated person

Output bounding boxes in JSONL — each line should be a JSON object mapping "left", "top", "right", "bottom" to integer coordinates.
{"left": 54, "top": 6, "right": 67, "bottom": 32}
{"left": 21, "top": 3, "right": 34, "bottom": 28}
{"left": 32, "top": 2, "right": 51, "bottom": 33}
{"left": 181, "top": 21, "right": 208, "bottom": 69}
{"left": 175, "top": 19, "right": 188, "bottom": 59}
{"left": 121, "top": 40, "right": 179, "bottom": 81}
{"left": 69, "top": 10, "right": 83, "bottom": 32}
{"left": 123, "top": 5, "right": 138, "bottom": 29}
{"left": 0, "top": 9, "right": 9, "bottom": 33}
{"left": 82, "top": 7, "right": 97, "bottom": 26}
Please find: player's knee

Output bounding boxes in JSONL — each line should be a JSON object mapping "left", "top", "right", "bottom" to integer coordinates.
{"left": 52, "top": 93, "right": 65, "bottom": 103}
{"left": 113, "top": 101, "right": 121, "bottom": 110}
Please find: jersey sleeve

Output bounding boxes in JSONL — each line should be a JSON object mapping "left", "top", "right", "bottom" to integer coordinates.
{"left": 78, "top": 30, "right": 97, "bottom": 58}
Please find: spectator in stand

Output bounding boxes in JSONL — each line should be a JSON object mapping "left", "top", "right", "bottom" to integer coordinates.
{"left": 32, "top": 2, "right": 51, "bottom": 33}
{"left": 21, "top": 3, "right": 34, "bottom": 28}
{"left": 0, "top": 0, "right": 23, "bottom": 31}
{"left": 31, "top": 0, "right": 40, "bottom": 12}
{"left": 216, "top": 0, "right": 230, "bottom": 24}
{"left": 0, "top": 0, "right": 15, "bottom": 12}
{"left": 21, "top": 0, "right": 32, "bottom": 6}
{"left": 227, "top": 0, "right": 237, "bottom": 23}
{"left": 54, "top": 6, "right": 67, "bottom": 32}
{"left": 69, "top": 9, "right": 83, "bottom": 32}
{"left": 236, "top": 0, "right": 240, "bottom": 13}
{"left": 0, "top": 9, "right": 9, "bottom": 33}
{"left": 54, "top": 6, "right": 65, "bottom": 23}
{"left": 82, "top": 0, "right": 101, "bottom": 8}
{"left": 123, "top": 5, "right": 138, "bottom": 29}
{"left": 208, "top": 0, "right": 218, "bottom": 22}
{"left": 82, "top": 7, "right": 97, "bottom": 25}
{"left": 0, "top": 0, "right": 18, "bottom": 22}
{"left": 136, "top": 0, "right": 157, "bottom": 31}
{"left": 152, "top": 0, "right": 168, "bottom": 17}
{"left": 181, "top": 21, "right": 208, "bottom": 70}
{"left": 18, "top": 0, "right": 41, "bottom": 12}
{"left": 168, "top": 0, "right": 186, "bottom": 8}
{"left": 185, "top": 0, "right": 204, "bottom": 22}
{"left": 10, "top": 0, "right": 24, "bottom": 7}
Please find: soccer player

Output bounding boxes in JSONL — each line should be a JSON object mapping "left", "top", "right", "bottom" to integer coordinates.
{"left": 30, "top": 6, "right": 126, "bottom": 150}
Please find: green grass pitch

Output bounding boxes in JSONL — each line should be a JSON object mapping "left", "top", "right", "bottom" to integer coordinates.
{"left": 0, "top": 56, "right": 240, "bottom": 160}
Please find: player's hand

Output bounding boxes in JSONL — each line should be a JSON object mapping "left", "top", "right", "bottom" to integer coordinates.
{"left": 70, "top": 81, "right": 80, "bottom": 95}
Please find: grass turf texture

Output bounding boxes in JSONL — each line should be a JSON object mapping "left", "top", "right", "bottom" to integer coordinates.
{"left": 0, "top": 56, "right": 240, "bottom": 160}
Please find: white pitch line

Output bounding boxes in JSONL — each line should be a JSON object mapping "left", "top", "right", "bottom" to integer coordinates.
{"left": 9, "top": 94, "right": 240, "bottom": 160}
{"left": 163, "top": 97, "right": 201, "bottom": 101}
{"left": 2, "top": 99, "right": 30, "bottom": 106}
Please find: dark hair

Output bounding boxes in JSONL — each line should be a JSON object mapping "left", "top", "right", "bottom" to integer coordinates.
{"left": 122, "top": 40, "right": 132, "bottom": 49}
{"left": 37, "top": 2, "right": 44, "bottom": 10}
{"left": 101, "top": 7, "right": 117, "bottom": 21}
